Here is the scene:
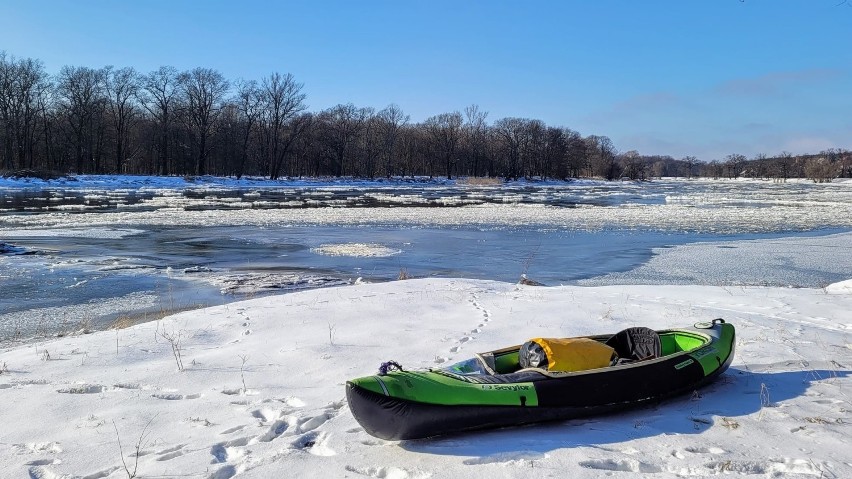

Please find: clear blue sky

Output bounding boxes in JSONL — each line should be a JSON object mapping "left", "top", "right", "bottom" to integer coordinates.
{"left": 2, "top": 0, "right": 851, "bottom": 161}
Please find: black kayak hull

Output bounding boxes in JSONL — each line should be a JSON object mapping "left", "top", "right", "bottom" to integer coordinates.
{"left": 347, "top": 321, "right": 735, "bottom": 440}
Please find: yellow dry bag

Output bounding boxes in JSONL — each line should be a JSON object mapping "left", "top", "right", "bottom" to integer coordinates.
{"left": 519, "top": 337, "right": 616, "bottom": 372}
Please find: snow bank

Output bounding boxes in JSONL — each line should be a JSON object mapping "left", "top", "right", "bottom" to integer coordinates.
{"left": 2, "top": 278, "right": 850, "bottom": 478}
{"left": 825, "top": 279, "right": 852, "bottom": 294}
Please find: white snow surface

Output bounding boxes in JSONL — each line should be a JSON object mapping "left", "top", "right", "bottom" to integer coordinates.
{"left": 2, "top": 278, "right": 851, "bottom": 478}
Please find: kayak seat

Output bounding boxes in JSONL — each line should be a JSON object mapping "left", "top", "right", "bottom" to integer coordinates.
{"left": 605, "top": 327, "right": 661, "bottom": 363}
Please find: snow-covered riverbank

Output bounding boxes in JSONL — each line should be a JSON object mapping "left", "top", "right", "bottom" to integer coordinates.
{"left": 2, "top": 277, "right": 850, "bottom": 478}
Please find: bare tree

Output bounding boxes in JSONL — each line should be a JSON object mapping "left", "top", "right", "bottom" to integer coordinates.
{"left": 562, "top": 128, "right": 585, "bottom": 178}
{"left": 260, "top": 72, "right": 307, "bottom": 179}
{"left": 424, "top": 111, "right": 463, "bottom": 179}
{"left": 462, "top": 104, "right": 489, "bottom": 177}
{"left": 724, "top": 153, "right": 746, "bottom": 179}
{"left": 376, "top": 104, "right": 409, "bottom": 178}
{"left": 56, "top": 65, "right": 107, "bottom": 173}
{"left": 139, "top": 66, "right": 180, "bottom": 175}
{"left": 232, "top": 80, "right": 263, "bottom": 178}
{"left": 680, "top": 155, "right": 696, "bottom": 179}
{"left": 320, "top": 103, "right": 371, "bottom": 177}
{"left": 493, "top": 117, "right": 527, "bottom": 180}
{"left": 104, "top": 66, "right": 140, "bottom": 173}
{"left": 0, "top": 53, "right": 49, "bottom": 170}
{"left": 620, "top": 150, "right": 646, "bottom": 180}
{"left": 178, "top": 67, "right": 230, "bottom": 175}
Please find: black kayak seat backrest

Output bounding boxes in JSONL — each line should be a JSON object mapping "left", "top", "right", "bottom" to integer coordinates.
{"left": 605, "top": 327, "right": 661, "bottom": 362}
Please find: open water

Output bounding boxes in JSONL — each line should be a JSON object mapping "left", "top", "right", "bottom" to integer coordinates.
{"left": 2, "top": 177, "right": 852, "bottom": 342}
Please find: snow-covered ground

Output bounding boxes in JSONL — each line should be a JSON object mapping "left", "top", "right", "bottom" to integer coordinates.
{"left": 1, "top": 275, "right": 850, "bottom": 478}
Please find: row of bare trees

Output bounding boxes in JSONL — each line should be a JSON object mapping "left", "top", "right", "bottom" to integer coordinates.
{"left": 2, "top": 51, "right": 850, "bottom": 181}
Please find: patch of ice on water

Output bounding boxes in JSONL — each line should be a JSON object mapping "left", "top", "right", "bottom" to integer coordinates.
{"left": 206, "top": 272, "right": 350, "bottom": 295}
{"left": 0, "top": 227, "right": 144, "bottom": 239}
{"left": 310, "top": 243, "right": 402, "bottom": 258}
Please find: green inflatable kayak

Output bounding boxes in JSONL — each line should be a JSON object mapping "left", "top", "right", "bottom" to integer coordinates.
{"left": 346, "top": 319, "right": 735, "bottom": 440}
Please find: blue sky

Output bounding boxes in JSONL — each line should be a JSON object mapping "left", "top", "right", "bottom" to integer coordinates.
{"left": 2, "top": 0, "right": 851, "bottom": 161}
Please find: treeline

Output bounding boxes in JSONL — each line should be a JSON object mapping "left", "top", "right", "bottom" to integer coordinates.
{"left": 2, "top": 51, "right": 851, "bottom": 181}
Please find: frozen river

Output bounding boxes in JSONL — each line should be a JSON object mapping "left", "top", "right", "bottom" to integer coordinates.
{"left": 2, "top": 175, "right": 852, "bottom": 343}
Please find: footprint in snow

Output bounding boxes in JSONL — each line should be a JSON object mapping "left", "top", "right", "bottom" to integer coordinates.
{"left": 276, "top": 396, "right": 306, "bottom": 407}
{"left": 219, "top": 425, "right": 247, "bottom": 435}
{"left": 57, "top": 384, "right": 107, "bottom": 394}
{"left": 464, "top": 451, "right": 548, "bottom": 466}
{"left": 112, "top": 383, "right": 145, "bottom": 390}
{"left": 298, "top": 412, "right": 332, "bottom": 433}
{"left": 684, "top": 446, "right": 726, "bottom": 454}
{"left": 82, "top": 465, "right": 123, "bottom": 478}
{"left": 24, "top": 459, "right": 60, "bottom": 466}
{"left": 15, "top": 442, "right": 63, "bottom": 454}
{"left": 291, "top": 431, "right": 336, "bottom": 456}
{"left": 344, "top": 465, "right": 428, "bottom": 478}
{"left": 26, "top": 466, "right": 64, "bottom": 479}
{"left": 704, "top": 458, "right": 821, "bottom": 475}
{"left": 210, "top": 441, "right": 248, "bottom": 464}
{"left": 208, "top": 464, "right": 241, "bottom": 479}
{"left": 153, "top": 443, "right": 189, "bottom": 462}
{"left": 251, "top": 407, "right": 282, "bottom": 423}
{"left": 256, "top": 419, "right": 290, "bottom": 442}
{"left": 152, "top": 393, "right": 201, "bottom": 400}
{"left": 578, "top": 458, "right": 662, "bottom": 473}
